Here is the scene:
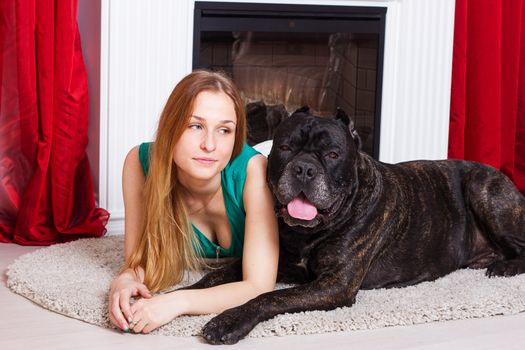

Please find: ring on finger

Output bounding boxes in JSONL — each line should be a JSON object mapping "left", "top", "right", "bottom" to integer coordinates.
{"left": 130, "top": 318, "right": 140, "bottom": 328}
{"left": 132, "top": 319, "right": 146, "bottom": 333}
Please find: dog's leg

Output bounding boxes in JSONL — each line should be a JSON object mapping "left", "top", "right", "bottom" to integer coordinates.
{"left": 201, "top": 274, "right": 359, "bottom": 344}
{"left": 465, "top": 167, "right": 525, "bottom": 277}
{"left": 177, "top": 259, "right": 242, "bottom": 290}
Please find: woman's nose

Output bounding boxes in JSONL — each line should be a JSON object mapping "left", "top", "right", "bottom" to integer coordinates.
{"left": 201, "top": 130, "right": 216, "bottom": 152}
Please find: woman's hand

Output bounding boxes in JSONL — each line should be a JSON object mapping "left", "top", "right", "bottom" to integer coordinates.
{"left": 108, "top": 269, "right": 152, "bottom": 331}
{"left": 129, "top": 292, "right": 185, "bottom": 333}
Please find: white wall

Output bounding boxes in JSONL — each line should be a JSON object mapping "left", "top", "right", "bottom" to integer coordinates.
{"left": 82, "top": 0, "right": 455, "bottom": 234}
{"left": 100, "top": 0, "right": 195, "bottom": 234}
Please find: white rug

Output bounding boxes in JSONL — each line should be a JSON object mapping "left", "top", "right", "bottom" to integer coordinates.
{"left": 6, "top": 236, "right": 525, "bottom": 338}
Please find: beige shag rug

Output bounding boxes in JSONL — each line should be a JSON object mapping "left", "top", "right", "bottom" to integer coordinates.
{"left": 6, "top": 236, "right": 525, "bottom": 338}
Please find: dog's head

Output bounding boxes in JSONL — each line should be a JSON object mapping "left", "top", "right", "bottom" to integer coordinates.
{"left": 267, "top": 106, "right": 361, "bottom": 231}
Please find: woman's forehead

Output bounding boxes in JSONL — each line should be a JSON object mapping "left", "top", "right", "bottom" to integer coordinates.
{"left": 190, "top": 114, "right": 236, "bottom": 125}
{"left": 191, "top": 90, "right": 237, "bottom": 123}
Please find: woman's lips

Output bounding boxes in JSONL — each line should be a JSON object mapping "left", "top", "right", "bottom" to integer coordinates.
{"left": 193, "top": 157, "right": 218, "bottom": 166}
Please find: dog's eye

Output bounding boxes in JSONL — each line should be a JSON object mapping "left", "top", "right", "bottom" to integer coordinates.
{"left": 326, "top": 152, "right": 339, "bottom": 160}
{"left": 279, "top": 144, "right": 291, "bottom": 151}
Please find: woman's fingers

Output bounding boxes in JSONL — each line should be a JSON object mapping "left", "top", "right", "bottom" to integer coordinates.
{"left": 137, "top": 284, "right": 152, "bottom": 298}
{"left": 108, "top": 309, "right": 118, "bottom": 328}
{"left": 109, "top": 311, "right": 129, "bottom": 332}
{"left": 108, "top": 284, "right": 152, "bottom": 333}
{"left": 141, "top": 322, "right": 155, "bottom": 334}
{"left": 130, "top": 316, "right": 148, "bottom": 333}
{"left": 119, "top": 291, "right": 134, "bottom": 323}
{"left": 110, "top": 294, "right": 130, "bottom": 331}
{"left": 130, "top": 315, "right": 156, "bottom": 334}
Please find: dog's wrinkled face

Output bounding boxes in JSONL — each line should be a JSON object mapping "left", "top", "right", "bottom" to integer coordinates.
{"left": 267, "top": 108, "right": 360, "bottom": 230}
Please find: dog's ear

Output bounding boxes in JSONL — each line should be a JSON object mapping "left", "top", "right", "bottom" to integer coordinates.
{"left": 293, "top": 105, "right": 310, "bottom": 115}
{"left": 336, "top": 107, "right": 362, "bottom": 151}
{"left": 335, "top": 107, "right": 350, "bottom": 127}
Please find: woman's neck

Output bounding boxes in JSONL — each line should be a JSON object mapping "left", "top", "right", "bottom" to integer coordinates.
{"left": 178, "top": 173, "right": 220, "bottom": 195}
{"left": 177, "top": 173, "right": 222, "bottom": 213}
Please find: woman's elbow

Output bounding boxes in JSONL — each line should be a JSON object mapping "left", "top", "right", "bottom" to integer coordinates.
{"left": 250, "top": 280, "right": 276, "bottom": 296}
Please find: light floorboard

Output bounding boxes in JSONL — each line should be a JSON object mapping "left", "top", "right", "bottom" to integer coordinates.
{"left": 1, "top": 243, "right": 524, "bottom": 350}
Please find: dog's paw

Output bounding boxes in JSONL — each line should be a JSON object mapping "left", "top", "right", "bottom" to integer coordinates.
{"left": 201, "top": 311, "right": 253, "bottom": 345}
{"left": 486, "top": 259, "right": 525, "bottom": 277}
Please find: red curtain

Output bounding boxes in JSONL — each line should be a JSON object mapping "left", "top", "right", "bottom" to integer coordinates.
{"left": 0, "top": 0, "right": 109, "bottom": 245}
{"left": 449, "top": 0, "right": 525, "bottom": 194}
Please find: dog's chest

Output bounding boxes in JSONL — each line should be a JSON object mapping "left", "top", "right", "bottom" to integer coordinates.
{"left": 296, "top": 256, "right": 308, "bottom": 269}
{"left": 281, "top": 233, "right": 324, "bottom": 273}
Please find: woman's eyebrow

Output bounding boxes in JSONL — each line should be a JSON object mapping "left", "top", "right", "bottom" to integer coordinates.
{"left": 191, "top": 115, "right": 237, "bottom": 125}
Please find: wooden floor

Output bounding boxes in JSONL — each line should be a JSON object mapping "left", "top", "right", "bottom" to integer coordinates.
{"left": 1, "top": 243, "right": 524, "bottom": 350}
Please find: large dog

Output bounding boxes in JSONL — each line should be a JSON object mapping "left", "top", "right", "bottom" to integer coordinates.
{"left": 191, "top": 107, "right": 525, "bottom": 344}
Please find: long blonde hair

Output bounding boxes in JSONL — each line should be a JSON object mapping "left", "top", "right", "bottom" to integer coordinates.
{"left": 126, "top": 70, "right": 246, "bottom": 292}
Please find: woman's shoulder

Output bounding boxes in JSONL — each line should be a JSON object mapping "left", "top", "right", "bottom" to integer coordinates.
{"left": 246, "top": 153, "right": 267, "bottom": 174}
{"left": 123, "top": 144, "right": 144, "bottom": 169}
{"left": 244, "top": 154, "right": 267, "bottom": 192}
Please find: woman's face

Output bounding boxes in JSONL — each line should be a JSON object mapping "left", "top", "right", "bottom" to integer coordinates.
{"left": 173, "top": 90, "right": 237, "bottom": 183}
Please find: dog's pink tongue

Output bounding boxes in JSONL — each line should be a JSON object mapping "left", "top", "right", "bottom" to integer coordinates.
{"left": 287, "top": 196, "right": 318, "bottom": 220}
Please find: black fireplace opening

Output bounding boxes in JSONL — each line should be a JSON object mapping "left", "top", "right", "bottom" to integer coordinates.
{"left": 193, "top": 2, "right": 386, "bottom": 159}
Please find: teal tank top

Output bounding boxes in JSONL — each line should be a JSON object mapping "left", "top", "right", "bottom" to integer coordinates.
{"left": 138, "top": 142, "right": 259, "bottom": 259}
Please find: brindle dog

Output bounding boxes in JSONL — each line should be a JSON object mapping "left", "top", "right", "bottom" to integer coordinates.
{"left": 189, "top": 107, "right": 525, "bottom": 344}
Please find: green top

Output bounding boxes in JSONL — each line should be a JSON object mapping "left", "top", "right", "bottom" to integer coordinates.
{"left": 138, "top": 142, "right": 259, "bottom": 259}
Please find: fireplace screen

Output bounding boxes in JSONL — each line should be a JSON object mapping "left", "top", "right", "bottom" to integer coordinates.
{"left": 193, "top": 2, "right": 386, "bottom": 158}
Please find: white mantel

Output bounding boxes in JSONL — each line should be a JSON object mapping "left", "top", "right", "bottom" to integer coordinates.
{"left": 81, "top": 0, "right": 455, "bottom": 234}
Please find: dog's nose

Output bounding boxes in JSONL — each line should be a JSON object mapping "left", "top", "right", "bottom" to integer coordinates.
{"left": 294, "top": 161, "right": 317, "bottom": 181}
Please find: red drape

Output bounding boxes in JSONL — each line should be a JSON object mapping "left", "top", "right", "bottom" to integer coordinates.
{"left": 0, "top": 0, "right": 109, "bottom": 245}
{"left": 449, "top": 0, "right": 525, "bottom": 194}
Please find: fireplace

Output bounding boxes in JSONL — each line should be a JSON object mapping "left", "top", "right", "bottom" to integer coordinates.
{"left": 193, "top": 1, "right": 386, "bottom": 158}
{"left": 85, "top": 0, "right": 454, "bottom": 233}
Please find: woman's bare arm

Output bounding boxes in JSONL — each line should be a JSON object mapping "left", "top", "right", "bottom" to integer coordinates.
{"left": 108, "top": 145, "right": 151, "bottom": 331}
{"left": 122, "top": 145, "right": 146, "bottom": 265}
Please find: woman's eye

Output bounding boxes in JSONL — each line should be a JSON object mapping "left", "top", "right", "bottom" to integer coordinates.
{"left": 218, "top": 128, "right": 231, "bottom": 134}
{"left": 279, "top": 144, "right": 291, "bottom": 151}
{"left": 189, "top": 124, "right": 202, "bottom": 130}
{"left": 326, "top": 152, "right": 339, "bottom": 160}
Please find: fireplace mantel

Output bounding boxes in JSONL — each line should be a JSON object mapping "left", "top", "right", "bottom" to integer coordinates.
{"left": 81, "top": 0, "right": 455, "bottom": 233}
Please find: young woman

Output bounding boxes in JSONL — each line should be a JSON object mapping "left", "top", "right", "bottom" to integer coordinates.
{"left": 108, "top": 70, "right": 279, "bottom": 334}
